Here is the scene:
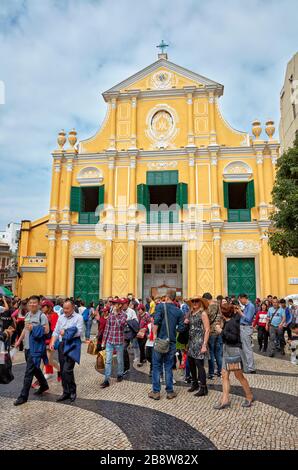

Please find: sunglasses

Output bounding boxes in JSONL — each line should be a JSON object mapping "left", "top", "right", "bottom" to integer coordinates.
{"left": 191, "top": 299, "right": 200, "bottom": 304}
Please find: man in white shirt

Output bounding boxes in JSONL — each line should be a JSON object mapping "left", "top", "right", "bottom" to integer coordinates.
{"left": 50, "top": 299, "right": 84, "bottom": 403}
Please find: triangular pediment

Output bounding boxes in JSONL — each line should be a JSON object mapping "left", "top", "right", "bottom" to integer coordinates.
{"left": 103, "top": 58, "right": 223, "bottom": 99}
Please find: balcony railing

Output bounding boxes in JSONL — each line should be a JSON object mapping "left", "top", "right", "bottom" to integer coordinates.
{"left": 78, "top": 212, "right": 99, "bottom": 224}
{"left": 228, "top": 209, "right": 251, "bottom": 222}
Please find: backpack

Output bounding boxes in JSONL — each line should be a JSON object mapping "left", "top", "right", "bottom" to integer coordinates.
{"left": 82, "top": 308, "right": 90, "bottom": 322}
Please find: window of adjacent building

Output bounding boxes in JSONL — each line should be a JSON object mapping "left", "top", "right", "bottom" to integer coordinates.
{"left": 223, "top": 181, "right": 255, "bottom": 222}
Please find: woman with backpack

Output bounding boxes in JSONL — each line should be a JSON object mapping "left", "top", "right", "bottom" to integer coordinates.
{"left": 83, "top": 302, "right": 95, "bottom": 342}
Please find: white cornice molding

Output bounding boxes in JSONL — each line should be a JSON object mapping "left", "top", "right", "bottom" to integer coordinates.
{"left": 75, "top": 145, "right": 259, "bottom": 161}
{"left": 103, "top": 58, "right": 223, "bottom": 100}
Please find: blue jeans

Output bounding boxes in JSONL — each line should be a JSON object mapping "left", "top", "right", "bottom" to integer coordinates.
{"left": 104, "top": 343, "right": 124, "bottom": 382}
{"left": 152, "top": 343, "right": 176, "bottom": 393}
{"left": 84, "top": 319, "right": 93, "bottom": 340}
{"left": 208, "top": 335, "right": 223, "bottom": 376}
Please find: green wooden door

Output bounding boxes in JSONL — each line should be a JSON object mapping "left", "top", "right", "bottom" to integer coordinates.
{"left": 227, "top": 258, "right": 256, "bottom": 301}
{"left": 74, "top": 259, "right": 100, "bottom": 305}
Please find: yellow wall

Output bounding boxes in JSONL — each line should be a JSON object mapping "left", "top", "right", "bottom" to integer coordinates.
{"left": 17, "top": 57, "right": 298, "bottom": 300}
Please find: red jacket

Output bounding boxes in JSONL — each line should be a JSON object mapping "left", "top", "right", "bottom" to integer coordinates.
{"left": 45, "top": 311, "right": 59, "bottom": 344}
{"left": 253, "top": 311, "right": 268, "bottom": 328}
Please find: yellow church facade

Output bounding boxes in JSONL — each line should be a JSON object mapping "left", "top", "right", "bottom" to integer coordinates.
{"left": 17, "top": 52, "right": 298, "bottom": 302}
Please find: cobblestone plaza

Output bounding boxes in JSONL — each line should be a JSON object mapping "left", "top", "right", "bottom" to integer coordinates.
{"left": 1, "top": 338, "right": 297, "bottom": 451}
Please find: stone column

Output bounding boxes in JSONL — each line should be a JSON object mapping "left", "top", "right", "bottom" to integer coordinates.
{"left": 49, "top": 154, "right": 62, "bottom": 223}
{"left": 212, "top": 227, "right": 222, "bottom": 296}
{"left": 260, "top": 230, "right": 271, "bottom": 297}
{"left": 128, "top": 227, "right": 136, "bottom": 294}
{"left": 103, "top": 232, "right": 113, "bottom": 297}
{"left": 277, "top": 256, "right": 286, "bottom": 297}
{"left": 188, "top": 233, "right": 197, "bottom": 297}
{"left": 109, "top": 95, "right": 118, "bottom": 150}
{"left": 107, "top": 151, "right": 116, "bottom": 207}
{"left": 60, "top": 229, "right": 70, "bottom": 297}
{"left": 270, "top": 144, "right": 279, "bottom": 182}
{"left": 129, "top": 94, "right": 138, "bottom": 149}
{"left": 46, "top": 230, "right": 56, "bottom": 297}
{"left": 185, "top": 87, "right": 195, "bottom": 146}
{"left": 208, "top": 91, "right": 217, "bottom": 145}
{"left": 209, "top": 145, "right": 221, "bottom": 221}
{"left": 61, "top": 155, "right": 74, "bottom": 225}
{"left": 255, "top": 148, "right": 269, "bottom": 221}
{"left": 129, "top": 151, "right": 137, "bottom": 206}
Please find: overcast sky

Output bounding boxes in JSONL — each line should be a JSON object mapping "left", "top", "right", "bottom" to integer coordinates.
{"left": 0, "top": 0, "right": 297, "bottom": 228}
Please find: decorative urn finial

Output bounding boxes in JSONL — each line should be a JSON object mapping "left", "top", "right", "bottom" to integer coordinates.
{"left": 57, "top": 129, "right": 66, "bottom": 149}
{"left": 252, "top": 120, "right": 262, "bottom": 139}
{"left": 265, "top": 120, "right": 275, "bottom": 139}
{"left": 68, "top": 128, "right": 77, "bottom": 148}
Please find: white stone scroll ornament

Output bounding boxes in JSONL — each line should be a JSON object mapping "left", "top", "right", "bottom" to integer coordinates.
{"left": 221, "top": 240, "right": 260, "bottom": 254}
{"left": 71, "top": 241, "right": 105, "bottom": 255}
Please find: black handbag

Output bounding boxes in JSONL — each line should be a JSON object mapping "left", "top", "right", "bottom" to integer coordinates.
{"left": 0, "top": 351, "right": 14, "bottom": 384}
{"left": 177, "top": 325, "right": 189, "bottom": 345}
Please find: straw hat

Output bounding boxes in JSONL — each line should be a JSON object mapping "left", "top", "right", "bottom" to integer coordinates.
{"left": 186, "top": 296, "right": 209, "bottom": 310}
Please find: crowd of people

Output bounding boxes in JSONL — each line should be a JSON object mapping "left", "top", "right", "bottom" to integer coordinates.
{"left": 0, "top": 291, "right": 297, "bottom": 410}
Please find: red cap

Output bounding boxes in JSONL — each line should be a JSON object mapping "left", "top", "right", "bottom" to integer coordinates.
{"left": 102, "top": 306, "right": 110, "bottom": 313}
{"left": 137, "top": 304, "right": 146, "bottom": 311}
{"left": 41, "top": 299, "right": 54, "bottom": 309}
{"left": 110, "top": 298, "right": 126, "bottom": 304}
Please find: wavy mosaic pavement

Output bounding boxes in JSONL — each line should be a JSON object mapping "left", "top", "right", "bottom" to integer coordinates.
{"left": 0, "top": 344, "right": 297, "bottom": 450}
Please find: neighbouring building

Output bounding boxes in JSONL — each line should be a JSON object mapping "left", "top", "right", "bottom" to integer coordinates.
{"left": 17, "top": 51, "right": 298, "bottom": 303}
{"left": 0, "top": 222, "right": 21, "bottom": 253}
{"left": 279, "top": 51, "right": 298, "bottom": 153}
{"left": 0, "top": 241, "right": 14, "bottom": 289}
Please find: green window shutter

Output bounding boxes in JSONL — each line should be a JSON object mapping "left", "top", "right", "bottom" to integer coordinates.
{"left": 223, "top": 181, "right": 229, "bottom": 208}
{"left": 98, "top": 185, "right": 105, "bottom": 206}
{"left": 137, "top": 184, "right": 150, "bottom": 210}
{"left": 176, "top": 183, "right": 188, "bottom": 208}
{"left": 70, "top": 186, "right": 81, "bottom": 212}
{"left": 246, "top": 180, "right": 255, "bottom": 208}
{"left": 146, "top": 170, "right": 178, "bottom": 186}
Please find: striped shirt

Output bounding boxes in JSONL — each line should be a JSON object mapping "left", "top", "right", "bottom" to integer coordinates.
{"left": 103, "top": 311, "right": 127, "bottom": 345}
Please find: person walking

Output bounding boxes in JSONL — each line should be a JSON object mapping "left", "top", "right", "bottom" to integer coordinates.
{"left": 100, "top": 299, "right": 127, "bottom": 388}
{"left": 148, "top": 289, "right": 185, "bottom": 400}
{"left": 238, "top": 294, "right": 256, "bottom": 374}
{"left": 213, "top": 303, "right": 254, "bottom": 410}
{"left": 186, "top": 297, "right": 210, "bottom": 397}
{"left": 14, "top": 296, "right": 50, "bottom": 406}
{"left": 267, "top": 298, "right": 286, "bottom": 357}
{"left": 122, "top": 298, "right": 139, "bottom": 374}
{"left": 136, "top": 304, "right": 151, "bottom": 367}
{"left": 282, "top": 299, "right": 293, "bottom": 341}
{"left": 41, "top": 299, "right": 61, "bottom": 381}
{"left": 95, "top": 306, "right": 110, "bottom": 352}
{"left": 49, "top": 300, "right": 84, "bottom": 403}
{"left": 253, "top": 302, "right": 269, "bottom": 352}
{"left": 203, "top": 292, "right": 222, "bottom": 379}
{"left": 82, "top": 302, "right": 95, "bottom": 342}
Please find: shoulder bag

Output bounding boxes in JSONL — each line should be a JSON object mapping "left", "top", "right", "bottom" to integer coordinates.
{"left": 154, "top": 303, "right": 170, "bottom": 354}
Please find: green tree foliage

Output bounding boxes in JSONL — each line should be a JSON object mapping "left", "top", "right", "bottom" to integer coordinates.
{"left": 268, "top": 135, "right": 298, "bottom": 257}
